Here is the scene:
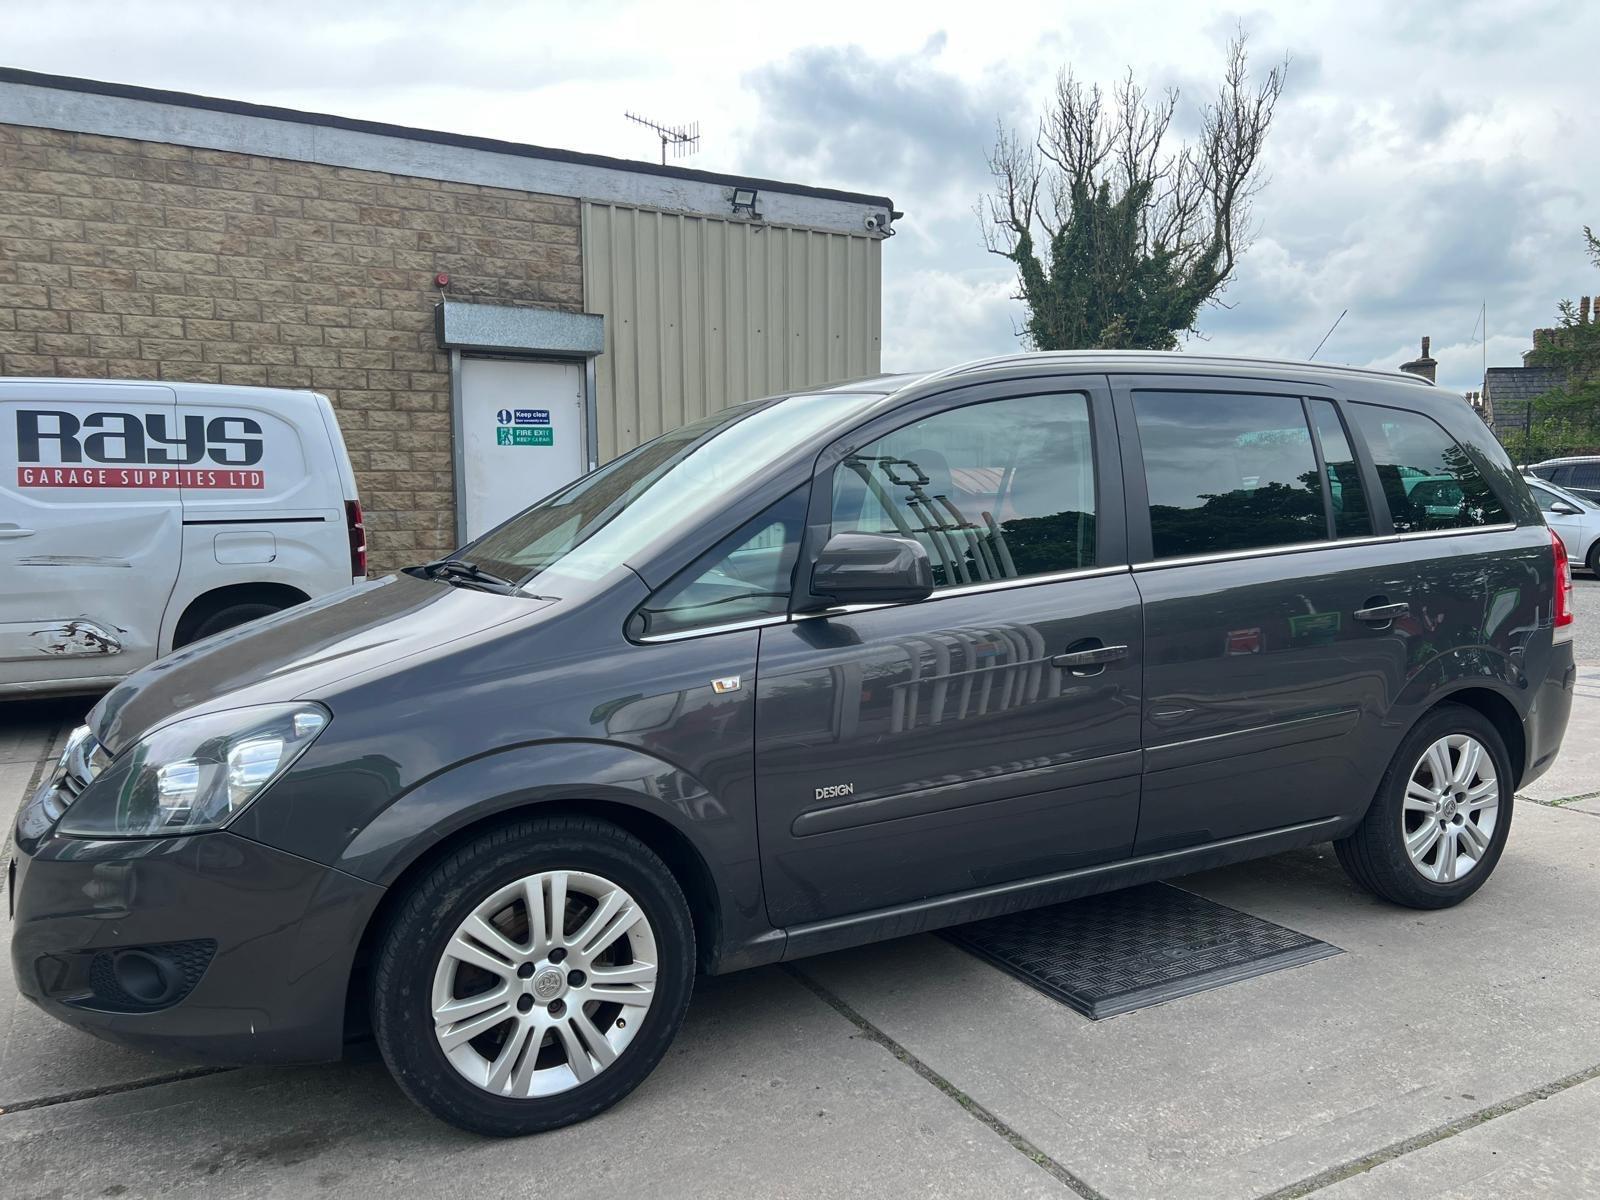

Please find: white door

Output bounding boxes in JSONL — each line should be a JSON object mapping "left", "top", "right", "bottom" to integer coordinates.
{"left": 458, "top": 357, "right": 586, "bottom": 540}
{"left": 0, "top": 381, "right": 184, "bottom": 692}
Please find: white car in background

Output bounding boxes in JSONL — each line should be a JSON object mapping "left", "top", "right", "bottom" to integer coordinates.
{"left": 1525, "top": 473, "right": 1600, "bottom": 576}
{"left": 2, "top": 378, "right": 365, "bottom": 697}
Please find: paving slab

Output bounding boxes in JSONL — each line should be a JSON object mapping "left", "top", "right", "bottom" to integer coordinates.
{"left": 799, "top": 801, "right": 1600, "bottom": 1200}
{"left": 1316, "top": 1073, "right": 1600, "bottom": 1198}
{"left": 0, "top": 967, "right": 1065, "bottom": 1200}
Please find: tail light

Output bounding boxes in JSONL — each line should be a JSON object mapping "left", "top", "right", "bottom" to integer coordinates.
{"left": 346, "top": 499, "right": 367, "bottom": 579}
{"left": 1552, "top": 528, "right": 1574, "bottom": 641}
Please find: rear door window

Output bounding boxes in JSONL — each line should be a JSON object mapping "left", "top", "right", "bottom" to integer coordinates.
{"left": 1133, "top": 391, "right": 1325, "bottom": 559}
{"left": 1349, "top": 405, "right": 1508, "bottom": 533}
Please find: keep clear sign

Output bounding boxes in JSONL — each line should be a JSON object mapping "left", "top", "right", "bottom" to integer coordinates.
{"left": 496, "top": 407, "right": 553, "bottom": 446}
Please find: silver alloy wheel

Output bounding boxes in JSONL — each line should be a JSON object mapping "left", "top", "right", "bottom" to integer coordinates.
{"left": 1402, "top": 733, "right": 1500, "bottom": 883}
{"left": 432, "top": 869, "right": 657, "bottom": 1098}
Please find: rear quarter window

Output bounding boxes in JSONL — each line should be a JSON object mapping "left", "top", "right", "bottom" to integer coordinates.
{"left": 1349, "top": 405, "right": 1508, "bottom": 533}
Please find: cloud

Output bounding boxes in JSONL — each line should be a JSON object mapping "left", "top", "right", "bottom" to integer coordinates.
{"left": 882, "top": 267, "right": 1020, "bottom": 371}
{"left": 735, "top": 37, "right": 1026, "bottom": 225}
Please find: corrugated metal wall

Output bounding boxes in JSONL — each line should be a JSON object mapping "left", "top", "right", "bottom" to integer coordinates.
{"left": 582, "top": 202, "right": 882, "bottom": 460}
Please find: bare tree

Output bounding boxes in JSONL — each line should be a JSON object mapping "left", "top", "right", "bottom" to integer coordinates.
{"left": 983, "top": 31, "right": 1288, "bottom": 350}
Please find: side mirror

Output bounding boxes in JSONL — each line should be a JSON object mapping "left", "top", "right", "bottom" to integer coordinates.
{"left": 809, "top": 532, "right": 933, "bottom": 607}
{"left": 1551, "top": 501, "right": 1582, "bottom": 516}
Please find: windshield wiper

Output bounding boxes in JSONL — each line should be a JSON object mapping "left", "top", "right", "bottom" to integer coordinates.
{"left": 420, "top": 557, "right": 525, "bottom": 595}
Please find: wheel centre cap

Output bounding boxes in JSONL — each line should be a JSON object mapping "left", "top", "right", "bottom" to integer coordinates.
{"left": 531, "top": 966, "right": 566, "bottom": 1002}
{"left": 1442, "top": 798, "right": 1459, "bottom": 820}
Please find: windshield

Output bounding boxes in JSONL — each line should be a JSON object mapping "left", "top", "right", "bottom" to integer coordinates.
{"left": 462, "top": 391, "right": 880, "bottom": 588}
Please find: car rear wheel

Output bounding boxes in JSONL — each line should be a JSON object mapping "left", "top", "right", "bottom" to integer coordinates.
{"left": 1334, "top": 704, "right": 1513, "bottom": 909}
{"left": 372, "top": 816, "right": 695, "bottom": 1135}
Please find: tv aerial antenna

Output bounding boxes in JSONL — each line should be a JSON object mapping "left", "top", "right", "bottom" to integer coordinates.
{"left": 625, "top": 112, "right": 701, "bottom": 165}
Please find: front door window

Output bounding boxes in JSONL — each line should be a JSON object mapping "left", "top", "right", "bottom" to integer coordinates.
{"left": 829, "top": 392, "right": 1097, "bottom": 588}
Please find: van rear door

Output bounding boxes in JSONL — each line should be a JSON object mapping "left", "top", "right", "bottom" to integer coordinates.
{"left": 0, "top": 380, "right": 183, "bottom": 693}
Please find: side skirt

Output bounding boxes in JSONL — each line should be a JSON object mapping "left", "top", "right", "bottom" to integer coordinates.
{"left": 768, "top": 816, "right": 1346, "bottom": 964}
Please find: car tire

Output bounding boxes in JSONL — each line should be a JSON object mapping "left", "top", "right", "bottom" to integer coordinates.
{"left": 180, "top": 601, "right": 283, "bottom": 646}
{"left": 1586, "top": 540, "right": 1600, "bottom": 579}
{"left": 1334, "top": 703, "right": 1513, "bottom": 909}
{"left": 372, "top": 815, "right": 695, "bottom": 1136}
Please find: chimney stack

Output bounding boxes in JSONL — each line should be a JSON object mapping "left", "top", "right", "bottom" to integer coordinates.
{"left": 1581, "top": 296, "right": 1593, "bottom": 325}
{"left": 1399, "top": 336, "right": 1438, "bottom": 383}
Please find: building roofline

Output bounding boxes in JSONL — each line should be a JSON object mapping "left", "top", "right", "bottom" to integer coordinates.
{"left": 0, "top": 65, "right": 895, "bottom": 212}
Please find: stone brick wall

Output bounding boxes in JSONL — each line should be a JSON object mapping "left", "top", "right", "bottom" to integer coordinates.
{"left": 0, "top": 123, "right": 583, "bottom": 573}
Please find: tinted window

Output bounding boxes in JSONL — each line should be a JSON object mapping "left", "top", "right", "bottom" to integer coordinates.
{"left": 1307, "top": 399, "right": 1372, "bottom": 538}
{"left": 1134, "top": 391, "right": 1325, "bottom": 559}
{"left": 632, "top": 489, "right": 806, "bottom": 637}
{"left": 1569, "top": 463, "right": 1600, "bottom": 488}
{"left": 831, "top": 393, "right": 1095, "bottom": 588}
{"left": 1531, "top": 485, "right": 1561, "bottom": 514}
{"left": 1350, "top": 405, "right": 1508, "bottom": 533}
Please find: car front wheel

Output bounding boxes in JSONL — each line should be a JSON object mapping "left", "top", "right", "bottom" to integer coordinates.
{"left": 372, "top": 816, "right": 695, "bottom": 1135}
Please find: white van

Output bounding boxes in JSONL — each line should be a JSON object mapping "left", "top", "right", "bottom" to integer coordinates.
{"left": 1, "top": 378, "right": 364, "bottom": 697}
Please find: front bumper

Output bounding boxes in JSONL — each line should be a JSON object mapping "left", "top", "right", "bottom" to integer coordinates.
{"left": 10, "top": 811, "right": 385, "bottom": 1065}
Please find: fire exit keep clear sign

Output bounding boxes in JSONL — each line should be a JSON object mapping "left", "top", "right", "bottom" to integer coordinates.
{"left": 497, "top": 426, "right": 554, "bottom": 446}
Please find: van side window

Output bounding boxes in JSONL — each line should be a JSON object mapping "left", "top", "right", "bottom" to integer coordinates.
{"left": 830, "top": 393, "right": 1096, "bottom": 589}
{"left": 1306, "top": 399, "right": 1372, "bottom": 538}
{"left": 631, "top": 488, "right": 807, "bottom": 638}
{"left": 1133, "top": 391, "right": 1325, "bottom": 559}
{"left": 1349, "top": 405, "right": 1508, "bottom": 533}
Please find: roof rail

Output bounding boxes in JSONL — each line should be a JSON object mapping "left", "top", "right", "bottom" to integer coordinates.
{"left": 916, "top": 350, "right": 1437, "bottom": 388}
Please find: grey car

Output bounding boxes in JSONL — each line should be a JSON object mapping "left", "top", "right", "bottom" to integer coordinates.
{"left": 11, "top": 352, "right": 1576, "bottom": 1135}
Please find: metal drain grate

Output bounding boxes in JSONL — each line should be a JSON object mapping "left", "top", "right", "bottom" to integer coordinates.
{"left": 941, "top": 882, "right": 1341, "bottom": 1019}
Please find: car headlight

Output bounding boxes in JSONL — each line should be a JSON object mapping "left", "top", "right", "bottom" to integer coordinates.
{"left": 56, "top": 704, "right": 329, "bottom": 838}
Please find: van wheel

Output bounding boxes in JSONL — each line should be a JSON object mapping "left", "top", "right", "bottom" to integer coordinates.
{"left": 179, "top": 601, "right": 282, "bottom": 646}
{"left": 371, "top": 816, "right": 695, "bottom": 1136}
{"left": 1334, "top": 704, "right": 1513, "bottom": 909}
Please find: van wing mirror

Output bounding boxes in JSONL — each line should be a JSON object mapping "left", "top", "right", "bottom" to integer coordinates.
{"left": 809, "top": 532, "right": 934, "bottom": 607}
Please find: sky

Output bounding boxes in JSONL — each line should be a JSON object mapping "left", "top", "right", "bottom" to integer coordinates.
{"left": 7, "top": 0, "right": 1598, "bottom": 393}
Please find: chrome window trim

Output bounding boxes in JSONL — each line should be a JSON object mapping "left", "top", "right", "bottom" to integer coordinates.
{"left": 633, "top": 615, "right": 790, "bottom": 645}
{"left": 791, "top": 564, "right": 1129, "bottom": 622}
{"left": 634, "top": 523, "right": 1529, "bottom": 640}
{"left": 1131, "top": 522, "right": 1525, "bottom": 572}
{"left": 1133, "top": 534, "right": 1396, "bottom": 571}
{"left": 1395, "top": 522, "right": 1519, "bottom": 541}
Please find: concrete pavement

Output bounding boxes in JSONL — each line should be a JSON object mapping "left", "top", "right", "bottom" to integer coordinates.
{"left": 3, "top": 607, "right": 1599, "bottom": 1198}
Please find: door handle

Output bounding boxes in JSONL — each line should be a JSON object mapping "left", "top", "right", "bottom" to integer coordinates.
{"left": 0, "top": 527, "right": 36, "bottom": 539}
{"left": 1050, "top": 644, "right": 1129, "bottom": 669}
{"left": 1354, "top": 601, "right": 1409, "bottom": 623}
